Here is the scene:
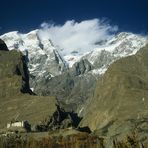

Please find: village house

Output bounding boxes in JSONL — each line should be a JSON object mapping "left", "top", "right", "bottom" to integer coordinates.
{"left": 7, "top": 121, "right": 31, "bottom": 132}
{"left": 7, "top": 121, "right": 24, "bottom": 128}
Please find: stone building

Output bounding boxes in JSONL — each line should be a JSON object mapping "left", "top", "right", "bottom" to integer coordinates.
{"left": 7, "top": 121, "right": 24, "bottom": 128}
{"left": 7, "top": 121, "right": 31, "bottom": 132}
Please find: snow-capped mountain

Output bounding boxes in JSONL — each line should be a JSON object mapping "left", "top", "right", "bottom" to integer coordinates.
{"left": 0, "top": 30, "right": 147, "bottom": 92}
{"left": 85, "top": 32, "right": 147, "bottom": 75}
{"left": 1, "top": 30, "right": 67, "bottom": 75}
{"left": 0, "top": 30, "right": 68, "bottom": 89}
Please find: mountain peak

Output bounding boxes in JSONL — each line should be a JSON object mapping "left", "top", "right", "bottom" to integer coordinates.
{"left": 0, "top": 30, "right": 147, "bottom": 99}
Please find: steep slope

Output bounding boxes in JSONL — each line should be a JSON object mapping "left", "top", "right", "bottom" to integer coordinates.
{"left": 80, "top": 44, "right": 148, "bottom": 142}
{"left": 0, "top": 44, "right": 57, "bottom": 128}
{"left": 0, "top": 50, "right": 31, "bottom": 96}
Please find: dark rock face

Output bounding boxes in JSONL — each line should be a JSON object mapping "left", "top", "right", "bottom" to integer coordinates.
{"left": 19, "top": 56, "right": 33, "bottom": 94}
{"left": 14, "top": 54, "right": 33, "bottom": 94}
{"left": 0, "top": 39, "right": 9, "bottom": 51}
{"left": 36, "top": 105, "right": 82, "bottom": 132}
{"left": 70, "top": 59, "right": 94, "bottom": 76}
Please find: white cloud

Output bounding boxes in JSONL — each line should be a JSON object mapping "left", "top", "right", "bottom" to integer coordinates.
{"left": 38, "top": 19, "right": 118, "bottom": 55}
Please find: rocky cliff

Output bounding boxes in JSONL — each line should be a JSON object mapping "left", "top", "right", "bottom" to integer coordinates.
{"left": 80, "top": 44, "right": 148, "bottom": 145}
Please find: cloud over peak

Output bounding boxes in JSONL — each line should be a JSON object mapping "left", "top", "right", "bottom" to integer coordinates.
{"left": 38, "top": 19, "right": 118, "bottom": 55}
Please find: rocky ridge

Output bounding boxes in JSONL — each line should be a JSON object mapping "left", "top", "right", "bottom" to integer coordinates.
{"left": 80, "top": 44, "right": 148, "bottom": 146}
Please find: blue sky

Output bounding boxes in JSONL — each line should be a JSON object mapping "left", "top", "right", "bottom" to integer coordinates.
{"left": 0, "top": 0, "right": 148, "bottom": 35}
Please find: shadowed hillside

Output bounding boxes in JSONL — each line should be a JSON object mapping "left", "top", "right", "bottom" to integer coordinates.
{"left": 81, "top": 44, "right": 148, "bottom": 145}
